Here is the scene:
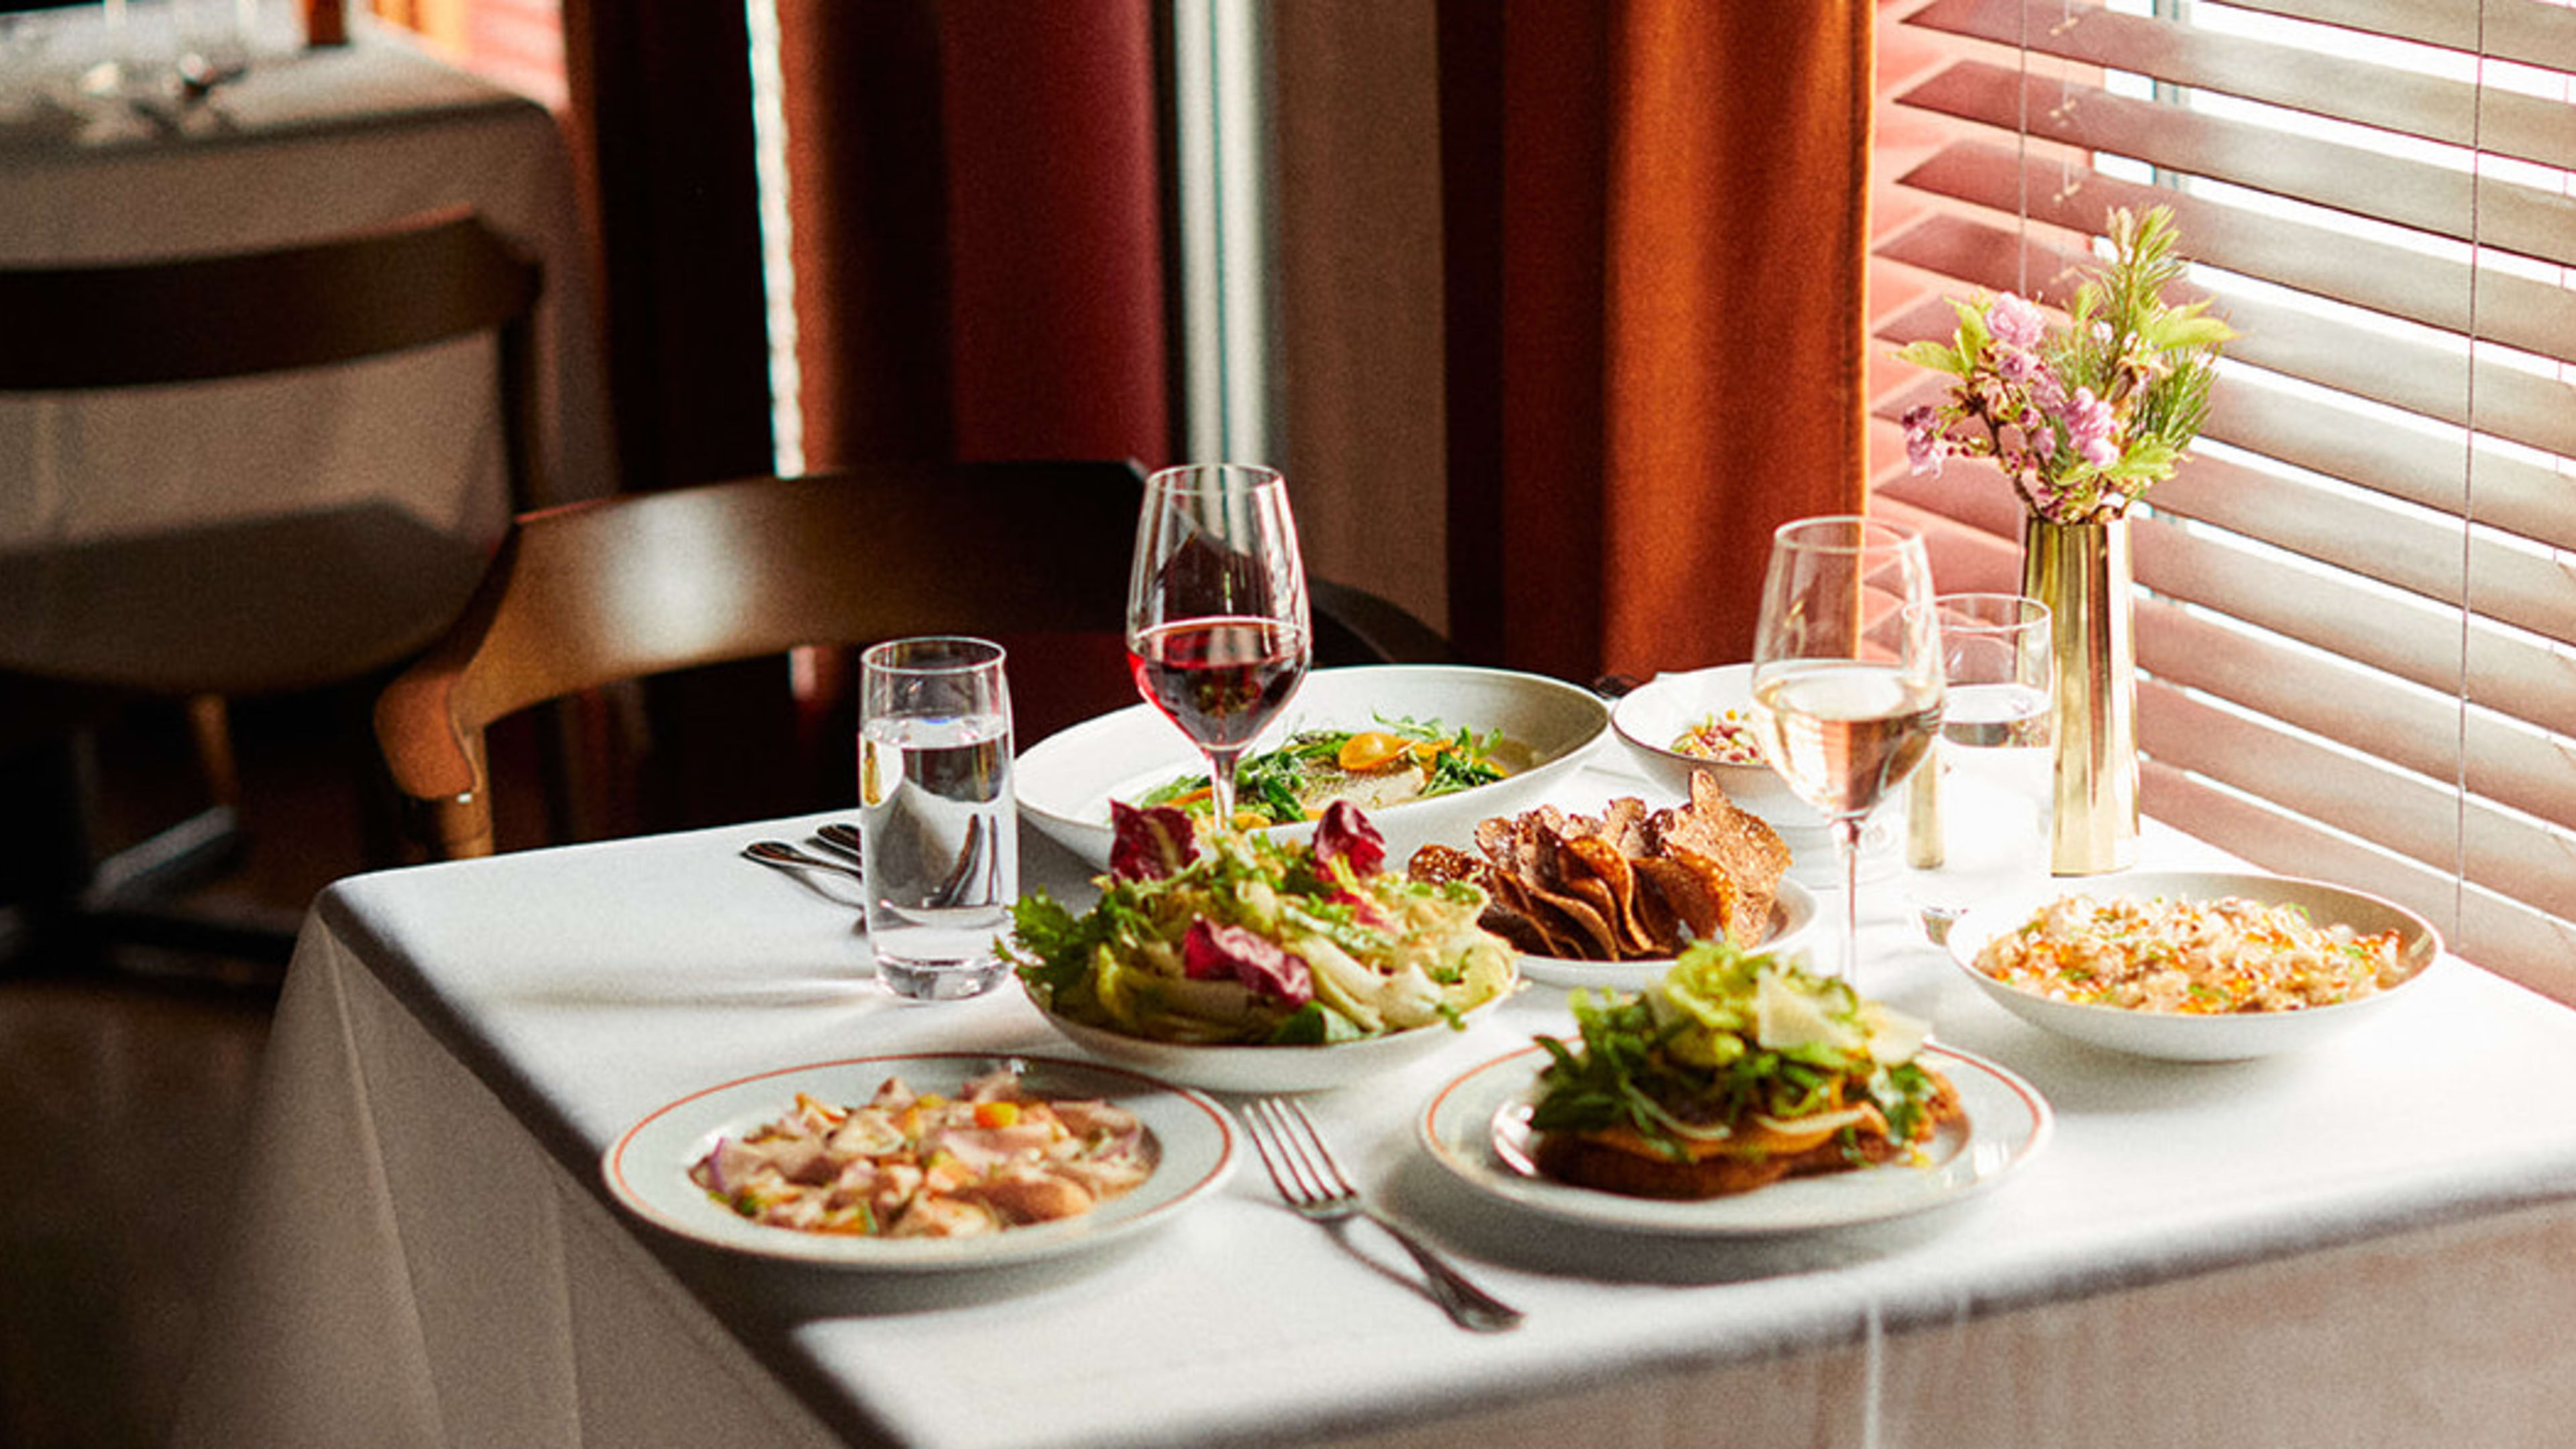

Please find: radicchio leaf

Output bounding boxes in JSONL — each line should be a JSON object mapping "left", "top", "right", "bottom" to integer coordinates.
{"left": 1109, "top": 800, "right": 1197, "bottom": 881}
{"left": 1310, "top": 800, "right": 1385, "bottom": 877}
{"left": 1182, "top": 920, "right": 1313, "bottom": 1005}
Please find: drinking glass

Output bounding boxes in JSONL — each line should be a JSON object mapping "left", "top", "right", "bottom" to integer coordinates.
{"left": 1902, "top": 594, "right": 2055, "bottom": 944}
{"left": 1125, "top": 464, "right": 1312, "bottom": 831}
{"left": 858, "top": 636, "right": 1016, "bottom": 1000}
{"left": 1749, "top": 516, "right": 1943, "bottom": 985}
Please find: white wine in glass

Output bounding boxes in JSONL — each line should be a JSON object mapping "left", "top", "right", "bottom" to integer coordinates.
{"left": 1124, "top": 464, "right": 1311, "bottom": 830}
{"left": 1750, "top": 515, "right": 1943, "bottom": 985}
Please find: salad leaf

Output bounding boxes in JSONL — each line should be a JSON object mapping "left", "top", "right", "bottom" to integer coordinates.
{"left": 1529, "top": 942, "right": 1939, "bottom": 1161}
{"left": 1008, "top": 810, "right": 1516, "bottom": 1046}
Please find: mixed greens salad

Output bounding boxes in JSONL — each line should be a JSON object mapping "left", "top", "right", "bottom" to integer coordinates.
{"left": 1010, "top": 801, "right": 1517, "bottom": 1045}
{"left": 1531, "top": 943, "right": 1944, "bottom": 1161}
{"left": 1134, "top": 716, "right": 1516, "bottom": 829}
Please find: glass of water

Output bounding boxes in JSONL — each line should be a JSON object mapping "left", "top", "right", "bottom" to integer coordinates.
{"left": 1902, "top": 594, "right": 2054, "bottom": 945}
{"left": 858, "top": 637, "right": 1017, "bottom": 1000}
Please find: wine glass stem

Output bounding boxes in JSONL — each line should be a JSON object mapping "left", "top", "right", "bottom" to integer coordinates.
{"left": 1205, "top": 749, "right": 1242, "bottom": 830}
{"left": 1833, "top": 816, "right": 1864, "bottom": 985}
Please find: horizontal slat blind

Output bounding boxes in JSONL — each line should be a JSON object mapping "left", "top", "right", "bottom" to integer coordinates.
{"left": 1872, "top": 0, "right": 2576, "bottom": 995}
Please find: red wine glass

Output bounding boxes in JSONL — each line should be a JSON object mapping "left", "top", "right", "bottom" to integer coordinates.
{"left": 1126, "top": 464, "right": 1312, "bottom": 831}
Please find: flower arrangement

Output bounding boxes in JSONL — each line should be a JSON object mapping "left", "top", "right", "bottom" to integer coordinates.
{"left": 1895, "top": 206, "right": 2237, "bottom": 525}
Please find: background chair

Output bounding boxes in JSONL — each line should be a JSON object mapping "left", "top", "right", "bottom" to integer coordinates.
{"left": 375, "top": 461, "right": 1452, "bottom": 860}
{"left": 0, "top": 208, "right": 544, "bottom": 967}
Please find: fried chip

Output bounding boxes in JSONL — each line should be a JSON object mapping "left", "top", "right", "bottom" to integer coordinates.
{"left": 1415, "top": 775, "right": 1794, "bottom": 961}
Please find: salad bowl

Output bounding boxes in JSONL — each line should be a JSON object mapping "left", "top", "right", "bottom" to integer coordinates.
{"left": 1018, "top": 664, "right": 1611, "bottom": 873}
{"left": 1029, "top": 996, "right": 1511, "bottom": 1094}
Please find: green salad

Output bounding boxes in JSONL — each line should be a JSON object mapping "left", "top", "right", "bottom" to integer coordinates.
{"left": 1134, "top": 716, "right": 1519, "bottom": 829}
{"left": 1532, "top": 943, "right": 1945, "bottom": 1159}
{"left": 1010, "top": 802, "right": 1517, "bottom": 1045}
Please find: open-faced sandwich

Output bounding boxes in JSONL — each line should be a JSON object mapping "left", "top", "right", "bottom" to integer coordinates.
{"left": 1527, "top": 944, "right": 1962, "bottom": 1199}
{"left": 1009, "top": 800, "right": 1517, "bottom": 1045}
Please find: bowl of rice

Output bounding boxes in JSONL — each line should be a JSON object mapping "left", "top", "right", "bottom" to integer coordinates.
{"left": 1943, "top": 870, "right": 2442, "bottom": 1061}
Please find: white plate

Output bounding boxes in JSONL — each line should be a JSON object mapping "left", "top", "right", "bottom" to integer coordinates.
{"left": 1030, "top": 996, "right": 1506, "bottom": 1095}
{"left": 1017, "top": 664, "right": 1611, "bottom": 871}
{"left": 1420, "top": 1042, "right": 2049, "bottom": 1234}
{"left": 1609, "top": 664, "right": 1815, "bottom": 826}
{"left": 1515, "top": 877, "right": 1819, "bottom": 991}
{"left": 1943, "top": 870, "right": 2442, "bottom": 1062}
{"left": 602, "top": 1053, "right": 1235, "bottom": 1270}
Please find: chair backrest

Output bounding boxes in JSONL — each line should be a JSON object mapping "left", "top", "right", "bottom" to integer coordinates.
{"left": 376, "top": 461, "right": 1148, "bottom": 859}
{"left": 0, "top": 208, "right": 549, "bottom": 700}
{"left": 0, "top": 205, "right": 546, "bottom": 515}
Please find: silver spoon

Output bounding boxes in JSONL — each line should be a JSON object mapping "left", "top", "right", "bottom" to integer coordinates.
{"left": 742, "top": 839, "right": 864, "bottom": 883}
{"left": 814, "top": 823, "right": 865, "bottom": 865}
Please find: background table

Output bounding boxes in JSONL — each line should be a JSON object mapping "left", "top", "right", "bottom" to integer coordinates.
{"left": 0, "top": 9, "right": 608, "bottom": 555}
{"left": 170, "top": 746, "right": 2576, "bottom": 1448}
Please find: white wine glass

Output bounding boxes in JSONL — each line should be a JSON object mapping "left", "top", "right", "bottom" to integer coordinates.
{"left": 1749, "top": 516, "right": 1943, "bottom": 985}
{"left": 1125, "top": 464, "right": 1312, "bottom": 831}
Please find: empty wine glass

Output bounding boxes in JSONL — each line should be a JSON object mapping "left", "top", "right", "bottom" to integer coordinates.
{"left": 1749, "top": 516, "right": 1943, "bottom": 985}
{"left": 1125, "top": 464, "right": 1312, "bottom": 832}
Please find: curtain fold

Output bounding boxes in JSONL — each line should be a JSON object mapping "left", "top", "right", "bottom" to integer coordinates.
{"left": 1448, "top": 1, "right": 1876, "bottom": 680}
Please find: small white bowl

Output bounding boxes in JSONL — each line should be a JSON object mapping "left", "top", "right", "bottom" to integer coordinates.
{"left": 1515, "top": 876, "right": 1819, "bottom": 991}
{"left": 1943, "top": 870, "right": 2442, "bottom": 1062}
{"left": 1018, "top": 664, "right": 1611, "bottom": 871}
{"left": 1609, "top": 665, "right": 1818, "bottom": 830}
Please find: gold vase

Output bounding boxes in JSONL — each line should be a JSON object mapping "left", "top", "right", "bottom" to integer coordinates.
{"left": 2021, "top": 514, "right": 2138, "bottom": 874}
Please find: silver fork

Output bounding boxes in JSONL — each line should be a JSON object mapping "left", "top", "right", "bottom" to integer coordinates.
{"left": 1240, "top": 1096, "right": 1523, "bottom": 1332}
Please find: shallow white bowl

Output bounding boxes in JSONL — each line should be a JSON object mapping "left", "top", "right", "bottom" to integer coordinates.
{"left": 1028, "top": 996, "right": 1507, "bottom": 1095}
{"left": 1515, "top": 877, "right": 1819, "bottom": 991}
{"left": 1609, "top": 664, "right": 1818, "bottom": 830}
{"left": 1018, "top": 664, "right": 1611, "bottom": 871}
{"left": 1943, "top": 870, "right": 2442, "bottom": 1062}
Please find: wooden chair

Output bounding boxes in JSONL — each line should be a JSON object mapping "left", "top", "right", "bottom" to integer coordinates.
{"left": 0, "top": 208, "right": 544, "bottom": 964}
{"left": 374, "top": 461, "right": 1453, "bottom": 860}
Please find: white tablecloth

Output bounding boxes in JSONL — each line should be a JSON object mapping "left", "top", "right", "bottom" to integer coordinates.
{"left": 171, "top": 748, "right": 2576, "bottom": 1448}
{"left": 0, "top": 12, "right": 607, "bottom": 555}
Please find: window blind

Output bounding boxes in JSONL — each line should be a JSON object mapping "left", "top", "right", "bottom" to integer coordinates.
{"left": 1870, "top": 0, "right": 2576, "bottom": 995}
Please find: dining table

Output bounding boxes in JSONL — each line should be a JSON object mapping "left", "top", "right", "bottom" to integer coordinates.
{"left": 167, "top": 735, "right": 2576, "bottom": 1448}
{"left": 0, "top": 7, "right": 608, "bottom": 555}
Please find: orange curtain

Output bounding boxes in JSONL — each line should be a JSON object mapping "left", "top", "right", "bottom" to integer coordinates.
{"left": 1445, "top": 2, "right": 1874, "bottom": 681}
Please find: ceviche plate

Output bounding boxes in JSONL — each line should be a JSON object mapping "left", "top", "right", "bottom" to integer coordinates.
{"left": 1017, "top": 664, "right": 1611, "bottom": 872}
{"left": 602, "top": 1053, "right": 1235, "bottom": 1270}
{"left": 1030, "top": 996, "right": 1507, "bottom": 1095}
{"left": 1943, "top": 870, "right": 2443, "bottom": 1063}
{"left": 1419, "top": 1043, "right": 2050, "bottom": 1234}
{"left": 1515, "top": 877, "right": 1820, "bottom": 991}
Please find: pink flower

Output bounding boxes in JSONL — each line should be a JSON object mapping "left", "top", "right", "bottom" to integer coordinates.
{"left": 1989, "top": 292, "right": 2046, "bottom": 350}
{"left": 1901, "top": 404, "right": 1947, "bottom": 476}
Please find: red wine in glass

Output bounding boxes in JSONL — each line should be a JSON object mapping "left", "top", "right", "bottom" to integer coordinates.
{"left": 1128, "top": 617, "right": 1307, "bottom": 752}
{"left": 1126, "top": 464, "right": 1311, "bottom": 830}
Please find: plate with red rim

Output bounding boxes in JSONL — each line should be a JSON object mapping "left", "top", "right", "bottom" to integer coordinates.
{"left": 1417, "top": 1042, "right": 2051, "bottom": 1234}
{"left": 601, "top": 1053, "right": 1236, "bottom": 1270}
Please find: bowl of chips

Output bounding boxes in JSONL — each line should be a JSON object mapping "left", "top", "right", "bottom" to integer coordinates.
{"left": 1610, "top": 665, "right": 1814, "bottom": 827}
{"left": 1406, "top": 773, "right": 1800, "bottom": 989}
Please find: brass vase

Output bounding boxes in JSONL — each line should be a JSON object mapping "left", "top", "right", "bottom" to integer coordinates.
{"left": 2021, "top": 514, "right": 2138, "bottom": 874}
